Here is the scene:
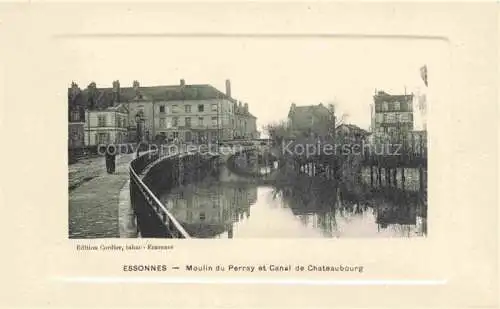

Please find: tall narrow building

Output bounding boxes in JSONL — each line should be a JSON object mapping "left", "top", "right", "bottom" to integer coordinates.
{"left": 372, "top": 90, "right": 414, "bottom": 137}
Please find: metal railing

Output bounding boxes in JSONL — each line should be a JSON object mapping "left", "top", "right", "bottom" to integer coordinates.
{"left": 129, "top": 147, "right": 191, "bottom": 238}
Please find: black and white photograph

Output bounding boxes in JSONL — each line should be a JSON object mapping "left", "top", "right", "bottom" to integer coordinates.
{"left": 67, "top": 37, "right": 434, "bottom": 239}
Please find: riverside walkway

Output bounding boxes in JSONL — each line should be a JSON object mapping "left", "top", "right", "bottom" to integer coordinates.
{"left": 68, "top": 153, "right": 136, "bottom": 238}
{"left": 68, "top": 142, "right": 268, "bottom": 238}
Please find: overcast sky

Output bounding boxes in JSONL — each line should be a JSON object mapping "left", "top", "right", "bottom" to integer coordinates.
{"left": 65, "top": 37, "right": 444, "bottom": 131}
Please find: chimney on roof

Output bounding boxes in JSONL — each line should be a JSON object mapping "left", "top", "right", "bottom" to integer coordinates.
{"left": 180, "top": 79, "right": 185, "bottom": 86}
{"left": 225, "top": 79, "right": 231, "bottom": 98}
{"left": 244, "top": 103, "right": 248, "bottom": 113}
{"left": 70, "top": 81, "right": 80, "bottom": 97}
{"left": 112, "top": 80, "right": 121, "bottom": 103}
{"left": 132, "top": 80, "right": 142, "bottom": 99}
{"left": 112, "top": 80, "right": 120, "bottom": 92}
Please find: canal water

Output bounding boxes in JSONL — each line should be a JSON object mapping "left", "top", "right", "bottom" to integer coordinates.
{"left": 159, "top": 163, "right": 427, "bottom": 238}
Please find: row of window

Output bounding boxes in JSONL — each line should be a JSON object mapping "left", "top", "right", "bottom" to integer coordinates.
{"left": 372, "top": 129, "right": 427, "bottom": 144}
{"left": 71, "top": 112, "right": 128, "bottom": 127}
{"left": 84, "top": 112, "right": 246, "bottom": 129}
{"left": 375, "top": 101, "right": 412, "bottom": 112}
{"left": 375, "top": 127, "right": 412, "bottom": 135}
{"left": 95, "top": 132, "right": 125, "bottom": 144}
{"left": 159, "top": 116, "right": 219, "bottom": 128}
{"left": 158, "top": 117, "right": 247, "bottom": 129}
{"left": 71, "top": 111, "right": 128, "bottom": 128}
{"left": 156, "top": 131, "right": 232, "bottom": 142}
{"left": 95, "top": 115, "right": 127, "bottom": 128}
{"left": 159, "top": 103, "right": 221, "bottom": 114}
{"left": 375, "top": 112, "right": 413, "bottom": 123}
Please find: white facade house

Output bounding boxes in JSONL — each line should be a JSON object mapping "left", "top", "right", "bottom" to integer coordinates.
{"left": 128, "top": 97, "right": 236, "bottom": 143}
{"left": 77, "top": 79, "right": 259, "bottom": 144}
{"left": 83, "top": 104, "right": 129, "bottom": 146}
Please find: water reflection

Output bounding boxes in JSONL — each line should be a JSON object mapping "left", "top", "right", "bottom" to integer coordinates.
{"left": 159, "top": 166, "right": 427, "bottom": 238}
{"left": 275, "top": 176, "right": 426, "bottom": 237}
{"left": 160, "top": 174, "right": 256, "bottom": 238}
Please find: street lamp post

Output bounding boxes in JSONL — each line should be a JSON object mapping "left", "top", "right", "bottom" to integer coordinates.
{"left": 216, "top": 93, "right": 221, "bottom": 153}
{"left": 87, "top": 109, "right": 91, "bottom": 148}
{"left": 217, "top": 100, "right": 221, "bottom": 153}
{"left": 135, "top": 113, "right": 143, "bottom": 144}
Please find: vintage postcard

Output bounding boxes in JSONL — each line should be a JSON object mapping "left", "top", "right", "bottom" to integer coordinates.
{"left": 68, "top": 39, "right": 429, "bottom": 240}
{"left": 1, "top": 2, "right": 498, "bottom": 308}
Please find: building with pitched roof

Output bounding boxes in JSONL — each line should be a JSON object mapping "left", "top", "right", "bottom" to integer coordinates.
{"left": 83, "top": 104, "right": 129, "bottom": 146}
{"left": 68, "top": 82, "right": 86, "bottom": 153}
{"left": 287, "top": 103, "right": 335, "bottom": 138}
{"left": 233, "top": 101, "right": 259, "bottom": 139}
{"left": 368, "top": 90, "right": 428, "bottom": 154}
{"left": 68, "top": 82, "right": 129, "bottom": 147}
{"left": 371, "top": 90, "right": 414, "bottom": 136}
{"left": 70, "top": 79, "right": 258, "bottom": 143}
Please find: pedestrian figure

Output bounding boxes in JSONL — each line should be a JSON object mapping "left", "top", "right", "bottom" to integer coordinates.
{"left": 105, "top": 151, "right": 111, "bottom": 173}
{"left": 106, "top": 144, "right": 116, "bottom": 174}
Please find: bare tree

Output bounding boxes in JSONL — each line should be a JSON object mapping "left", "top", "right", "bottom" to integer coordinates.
{"left": 324, "top": 100, "right": 349, "bottom": 127}
{"left": 265, "top": 100, "right": 350, "bottom": 143}
{"left": 311, "top": 101, "right": 349, "bottom": 140}
{"left": 264, "top": 120, "right": 290, "bottom": 144}
{"left": 336, "top": 112, "right": 350, "bottom": 127}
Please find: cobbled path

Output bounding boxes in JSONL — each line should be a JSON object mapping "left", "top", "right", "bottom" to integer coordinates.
{"left": 68, "top": 154, "right": 135, "bottom": 238}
